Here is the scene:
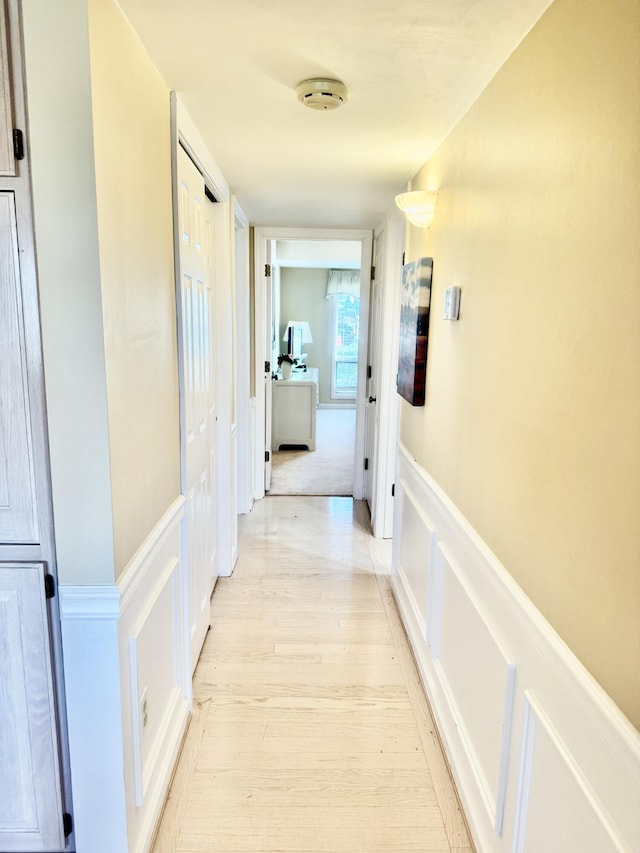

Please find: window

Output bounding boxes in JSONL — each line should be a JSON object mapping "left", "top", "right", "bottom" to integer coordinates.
{"left": 331, "top": 293, "right": 359, "bottom": 399}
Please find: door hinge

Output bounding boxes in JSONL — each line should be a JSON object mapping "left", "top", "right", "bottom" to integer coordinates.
{"left": 44, "top": 574, "right": 55, "bottom": 599}
{"left": 391, "top": 483, "right": 395, "bottom": 497}
{"left": 367, "top": 365, "right": 372, "bottom": 379}
{"left": 265, "top": 263, "right": 271, "bottom": 277}
{"left": 364, "top": 458, "right": 369, "bottom": 471}
{"left": 13, "top": 129, "right": 24, "bottom": 161}
{"left": 265, "top": 360, "right": 271, "bottom": 373}
{"left": 265, "top": 451, "right": 270, "bottom": 463}
{"left": 63, "top": 812, "right": 73, "bottom": 837}
{"left": 371, "top": 265, "right": 375, "bottom": 280}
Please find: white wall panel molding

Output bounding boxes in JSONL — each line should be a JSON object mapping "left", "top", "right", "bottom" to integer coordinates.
{"left": 59, "top": 585, "right": 121, "bottom": 619}
{"left": 59, "top": 496, "right": 189, "bottom": 853}
{"left": 59, "top": 588, "right": 128, "bottom": 853}
{"left": 118, "top": 495, "right": 185, "bottom": 611}
{"left": 392, "top": 442, "right": 640, "bottom": 853}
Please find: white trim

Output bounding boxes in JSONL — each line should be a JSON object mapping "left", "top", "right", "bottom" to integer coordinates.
{"left": 391, "top": 442, "right": 640, "bottom": 853}
{"left": 372, "top": 214, "right": 404, "bottom": 538}
{"left": 59, "top": 585, "right": 121, "bottom": 619}
{"left": 250, "top": 396, "right": 259, "bottom": 502}
{"left": 59, "top": 588, "right": 129, "bottom": 853}
{"left": 59, "top": 497, "right": 190, "bottom": 853}
{"left": 118, "top": 495, "right": 185, "bottom": 610}
{"left": 233, "top": 196, "right": 249, "bottom": 230}
{"left": 172, "top": 94, "right": 229, "bottom": 202}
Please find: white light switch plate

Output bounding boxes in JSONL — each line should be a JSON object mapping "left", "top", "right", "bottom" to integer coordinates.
{"left": 443, "top": 286, "right": 461, "bottom": 320}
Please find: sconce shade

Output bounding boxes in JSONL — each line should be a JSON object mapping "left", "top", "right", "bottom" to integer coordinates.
{"left": 395, "top": 190, "right": 437, "bottom": 228}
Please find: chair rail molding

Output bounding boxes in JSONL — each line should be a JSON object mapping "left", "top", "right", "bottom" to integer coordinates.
{"left": 391, "top": 442, "right": 640, "bottom": 853}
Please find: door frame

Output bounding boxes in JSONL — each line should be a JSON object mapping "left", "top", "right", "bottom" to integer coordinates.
{"left": 370, "top": 214, "right": 405, "bottom": 538}
{"left": 253, "top": 227, "right": 373, "bottom": 501}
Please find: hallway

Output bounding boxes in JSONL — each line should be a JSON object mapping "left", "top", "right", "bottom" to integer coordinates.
{"left": 152, "top": 497, "right": 472, "bottom": 852}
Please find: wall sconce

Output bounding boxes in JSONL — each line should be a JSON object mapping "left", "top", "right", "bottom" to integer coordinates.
{"left": 395, "top": 190, "right": 438, "bottom": 228}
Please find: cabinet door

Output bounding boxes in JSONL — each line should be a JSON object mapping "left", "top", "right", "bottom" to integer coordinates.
{"left": 0, "top": 564, "right": 65, "bottom": 852}
{"left": 0, "top": 1, "right": 15, "bottom": 176}
{"left": 0, "top": 192, "right": 39, "bottom": 544}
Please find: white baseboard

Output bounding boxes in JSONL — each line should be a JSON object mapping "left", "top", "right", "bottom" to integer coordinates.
{"left": 392, "top": 443, "right": 640, "bottom": 853}
{"left": 60, "top": 495, "right": 189, "bottom": 853}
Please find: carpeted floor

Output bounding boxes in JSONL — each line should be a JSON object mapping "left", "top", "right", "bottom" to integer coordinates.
{"left": 269, "top": 408, "right": 356, "bottom": 495}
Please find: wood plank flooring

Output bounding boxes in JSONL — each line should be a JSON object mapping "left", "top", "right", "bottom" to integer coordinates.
{"left": 152, "top": 496, "right": 473, "bottom": 853}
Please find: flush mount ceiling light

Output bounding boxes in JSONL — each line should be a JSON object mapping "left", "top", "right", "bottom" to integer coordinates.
{"left": 395, "top": 190, "right": 438, "bottom": 228}
{"left": 296, "top": 78, "right": 348, "bottom": 111}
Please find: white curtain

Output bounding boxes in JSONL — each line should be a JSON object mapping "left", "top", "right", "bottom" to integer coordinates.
{"left": 326, "top": 269, "right": 360, "bottom": 298}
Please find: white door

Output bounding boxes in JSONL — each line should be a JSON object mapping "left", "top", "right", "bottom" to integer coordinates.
{"left": 177, "top": 145, "right": 218, "bottom": 673}
{"left": 364, "top": 237, "right": 383, "bottom": 517}
{"left": 264, "top": 249, "right": 273, "bottom": 491}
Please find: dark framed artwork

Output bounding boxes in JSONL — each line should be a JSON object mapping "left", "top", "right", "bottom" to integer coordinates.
{"left": 397, "top": 257, "right": 433, "bottom": 406}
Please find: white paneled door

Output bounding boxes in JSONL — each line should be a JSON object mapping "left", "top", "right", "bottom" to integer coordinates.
{"left": 177, "top": 145, "right": 218, "bottom": 673}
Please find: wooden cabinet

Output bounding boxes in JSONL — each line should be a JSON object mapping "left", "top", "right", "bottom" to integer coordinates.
{"left": 0, "top": 1, "right": 16, "bottom": 176}
{"left": 0, "top": 192, "right": 39, "bottom": 543}
{"left": 272, "top": 367, "right": 319, "bottom": 451}
{"left": 0, "top": 2, "right": 70, "bottom": 850}
{"left": 0, "top": 565, "right": 65, "bottom": 851}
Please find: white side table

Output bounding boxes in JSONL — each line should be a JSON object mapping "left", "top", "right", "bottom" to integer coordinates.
{"left": 272, "top": 367, "right": 319, "bottom": 451}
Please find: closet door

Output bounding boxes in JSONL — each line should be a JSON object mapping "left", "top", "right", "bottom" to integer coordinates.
{"left": 177, "top": 144, "right": 218, "bottom": 673}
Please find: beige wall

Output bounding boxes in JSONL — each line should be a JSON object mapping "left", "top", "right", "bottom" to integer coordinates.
{"left": 88, "top": 0, "right": 180, "bottom": 577}
{"left": 280, "top": 267, "right": 354, "bottom": 406}
{"left": 22, "top": 0, "right": 116, "bottom": 585}
{"left": 402, "top": 0, "right": 640, "bottom": 727}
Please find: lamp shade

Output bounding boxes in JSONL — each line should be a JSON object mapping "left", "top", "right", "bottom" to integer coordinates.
{"left": 395, "top": 190, "right": 437, "bottom": 228}
{"left": 282, "top": 321, "right": 313, "bottom": 343}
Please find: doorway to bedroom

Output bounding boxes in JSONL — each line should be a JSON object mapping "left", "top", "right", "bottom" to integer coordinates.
{"left": 268, "top": 240, "right": 362, "bottom": 497}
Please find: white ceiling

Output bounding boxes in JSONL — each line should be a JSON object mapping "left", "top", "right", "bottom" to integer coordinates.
{"left": 117, "top": 0, "right": 552, "bottom": 228}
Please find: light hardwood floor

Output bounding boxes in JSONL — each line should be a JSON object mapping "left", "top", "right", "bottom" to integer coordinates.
{"left": 152, "top": 496, "right": 473, "bottom": 853}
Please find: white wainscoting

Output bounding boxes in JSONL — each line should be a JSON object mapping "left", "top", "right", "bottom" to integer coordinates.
{"left": 60, "top": 496, "right": 189, "bottom": 853}
{"left": 392, "top": 443, "right": 640, "bottom": 853}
